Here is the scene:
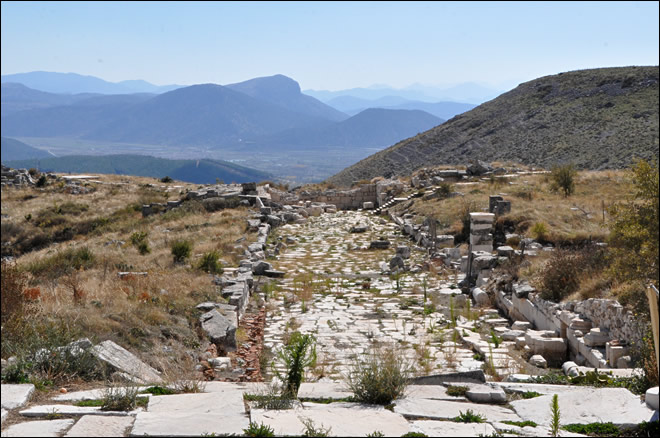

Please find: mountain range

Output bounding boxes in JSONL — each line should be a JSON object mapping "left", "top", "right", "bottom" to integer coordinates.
{"left": 1, "top": 75, "right": 444, "bottom": 151}
{"left": 1, "top": 71, "right": 181, "bottom": 95}
{"left": 327, "top": 66, "right": 659, "bottom": 186}
{"left": 1, "top": 137, "right": 53, "bottom": 161}
{"left": 324, "top": 95, "right": 476, "bottom": 120}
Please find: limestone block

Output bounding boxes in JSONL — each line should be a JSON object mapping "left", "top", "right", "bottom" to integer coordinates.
{"left": 91, "top": 341, "right": 162, "bottom": 384}
{"left": 465, "top": 384, "right": 507, "bottom": 404}
{"left": 562, "top": 361, "right": 580, "bottom": 377}
{"left": 511, "top": 321, "right": 531, "bottom": 331}
{"left": 606, "top": 342, "right": 630, "bottom": 368}
{"left": 616, "top": 355, "right": 632, "bottom": 369}
{"left": 529, "top": 355, "right": 547, "bottom": 368}
{"left": 2, "top": 419, "right": 75, "bottom": 437}
{"left": 472, "top": 288, "right": 490, "bottom": 307}
{"left": 645, "top": 386, "right": 659, "bottom": 411}
{"left": 363, "top": 201, "right": 374, "bottom": 209}
{"left": 200, "top": 309, "right": 237, "bottom": 353}
{"left": 584, "top": 328, "right": 610, "bottom": 347}
{"left": 1, "top": 384, "right": 36, "bottom": 410}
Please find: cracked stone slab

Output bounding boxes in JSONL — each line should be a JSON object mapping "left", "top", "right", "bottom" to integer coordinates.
{"left": 297, "top": 381, "right": 352, "bottom": 400}
{"left": 20, "top": 405, "right": 140, "bottom": 417}
{"left": 394, "top": 398, "right": 521, "bottom": 422}
{"left": 64, "top": 415, "right": 135, "bottom": 437}
{"left": 53, "top": 387, "right": 150, "bottom": 402}
{"left": 1, "top": 384, "right": 35, "bottom": 410}
{"left": 402, "top": 385, "right": 466, "bottom": 401}
{"left": 91, "top": 340, "right": 162, "bottom": 384}
{"left": 410, "top": 420, "right": 497, "bottom": 437}
{"left": 510, "top": 387, "right": 655, "bottom": 428}
{"left": 145, "top": 391, "right": 246, "bottom": 414}
{"left": 251, "top": 402, "right": 410, "bottom": 437}
{"left": 491, "top": 421, "right": 585, "bottom": 437}
{"left": 130, "top": 412, "right": 249, "bottom": 436}
{"left": 1, "top": 419, "right": 75, "bottom": 437}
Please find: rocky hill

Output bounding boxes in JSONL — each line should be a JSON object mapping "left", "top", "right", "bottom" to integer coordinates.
{"left": 328, "top": 66, "right": 659, "bottom": 186}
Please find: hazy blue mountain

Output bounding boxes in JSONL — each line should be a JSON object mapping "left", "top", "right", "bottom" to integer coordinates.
{"left": 226, "top": 74, "right": 348, "bottom": 122}
{"left": 82, "top": 84, "right": 330, "bottom": 146}
{"left": 1, "top": 83, "right": 99, "bottom": 116}
{"left": 257, "top": 108, "right": 443, "bottom": 149}
{"left": 1, "top": 93, "right": 155, "bottom": 137}
{"left": 1, "top": 137, "right": 53, "bottom": 162}
{"left": 325, "top": 94, "right": 476, "bottom": 120}
{"left": 5, "top": 154, "right": 270, "bottom": 184}
{"left": 304, "top": 82, "right": 505, "bottom": 105}
{"left": 325, "top": 95, "right": 413, "bottom": 112}
{"left": 1, "top": 71, "right": 182, "bottom": 95}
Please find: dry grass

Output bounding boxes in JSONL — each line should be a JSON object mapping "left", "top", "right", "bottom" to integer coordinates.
{"left": 407, "top": 170, "right": 626, "bottom": 243}
{"left": 1, "top": 173, "right": 255, "bottom": 380}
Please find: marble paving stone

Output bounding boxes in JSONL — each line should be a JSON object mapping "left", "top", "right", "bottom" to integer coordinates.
{"left": 394, "top": 398, "right": 521, "bottom": 422}
{"left": 20, "top": 405, "right": 139, "bottom": 417}
{"left": 1, "top": 419, "right": 74, "bottom": 437}
{"left": 129, "top": 412, "right": 249, "bottom": 436}
{"left": 251, "top": 402, "right": 410, "bottom": 437}
{"left": 1, "top": 384, "right": 35, "bottom": 410}
{"left": 511, "top": 387, "right": 655, "bottom": 427}
{"left": 64, "top": 415, "right": 135, "bottom": 437}
{"left": 410, "top": 420, "right": 497, "bottom": 437}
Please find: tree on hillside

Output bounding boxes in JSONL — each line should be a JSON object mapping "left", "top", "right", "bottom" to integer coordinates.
{"left": 550, "top": 163, "right": 577, "bottom": 197}
{"left": 607, "top": 159, "right": 659, "bottom": 293}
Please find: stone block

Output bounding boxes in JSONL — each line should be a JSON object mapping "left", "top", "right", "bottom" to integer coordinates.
{"left": 465, "top": 384, "right": 507, "bottom": 404}
{"left": 529, "top": 355, "right": 547, "bottom": 368}
{"left": 199, "top": 310, "right": 237, "bottom": 353}
{"left": 363, "top": 201, "right": 374, "bottom": 209}
{"left": 472, "top": 288, "right": 490, "bottom": 307}
{"left": 511, "top": 321, "right": 531, "bottom": 331}
{"left": 91, "top": 341, "right": 162, "bottom": 384}
{"left": 646, "top": 386, "right": 659, "bottom": 411}
{"left": 1, "top": 384, "right": 35, "bottom": 410}
{"left": 2, "top": 419, "right": 74, "bottom": 437}
{"left": 396, "top": 246, "right": 411, "bottom": 259}
{"left": 65, "top": 415, "right": 135, "bottom": 437}
{"left": 584, "top": 328, "right": 610, "bottom": 347}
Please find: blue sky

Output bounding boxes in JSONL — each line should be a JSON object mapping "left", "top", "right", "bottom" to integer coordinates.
{"left": 1, "top": 1, "right": 658, "bottom": 91}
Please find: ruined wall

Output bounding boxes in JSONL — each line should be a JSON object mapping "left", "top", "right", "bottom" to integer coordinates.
{"left": 292, "top": 184, "right": 378, "bottom": 210}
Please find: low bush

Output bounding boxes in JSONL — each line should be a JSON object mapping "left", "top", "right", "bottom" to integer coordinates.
{"left": 453, "top": 409, "right": 485, "bottom": 423}
{"left": 197, "top": 250, "right": 223, "bottom": 274}
{"left": 562, "top": 422, "right": 620, "bottom": 437}
{"left": 26, "top": 246, "right": 95, "bottom": 281}
{"left": 101, "top": 385, "right": 147, "bottom": 411}
{"left": 243, "top": 421, "right": 275, "bottom": 437}
{"left": 446, "top": 385, "right": 468, "bottom": 397}
{"left": 273, "top": 332, "right": 317, "bottom": 399}
{"left": 536, "top": 245, "right": 606, "bottom": 302}
{"left": 171, "top": 240, "right": 192, "bottom": 264}
{"left": 344, "top": 344, "right": 413, "bottom": 405}
{"left": 130, "top": 231, "right": 151, "bottom": 255}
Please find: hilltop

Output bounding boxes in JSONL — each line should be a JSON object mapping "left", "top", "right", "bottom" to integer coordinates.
{"left": 327, "top": 66, "right": 659, "bottom": 186}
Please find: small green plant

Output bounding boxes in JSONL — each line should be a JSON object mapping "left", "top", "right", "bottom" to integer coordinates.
{"left": 171, "top": 240, "right": 192, "bottom": 264}
{"left": 345, "top": 344, "right": 413, "bottom": 405}
{"left": 454, "top": 409, "right": 486, "bottom": 423}
{"left": 489, "top": 330, "right": 502, "bottom": 348}
{"left": 197, "top": 250, "right": 223, "bottom": 274}
{"left": 550, "top": 394, "right": 560, "bottom": 437}
{"left": 243, "top": 421, "right": 275, "bottom": 437}
{"left": 244, "top": 384, "right": 294, "bottom": 410}
{"left": 100, "top": 385, "right": 146, "bottom": 411}
{"left": 401, "top": 433, "right": 428, "bottom": 437}
{"left": 366, "top": 431, "right": 385, "bottom": 437}
{"left": 446, "top": 385, "right": 468, "bottom": 397}
{"left": 550, "top": 163, "right": 577, "bottom": 197}
{"left": 273, "top": 332, "right": 317, "bottom": 399}
{"left": 502, "top": 420, "right": 538, "bottom": 428}
{"left": 561, "top": 422, "right": 620, "bottom": 437}
{"left": 130, "top": 231, "right": 151, "bottom": 255}
{"left": 521, "top": 391, "right": 542, "bottom": 399}
{"left": 530, "top": 221, "right": 549, "bottom": 242}
{"left": 300, "top": 417, "right": 331, "bottom": 437}
{"left": 449, "top": 295, "right": 456, "bottom": 327}
{"left": 141, "top": 385, "right": 177, "bottom": 396}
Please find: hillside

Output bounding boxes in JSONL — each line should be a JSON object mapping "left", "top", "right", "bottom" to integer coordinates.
{"left": 328, "top": 66, "right": 659, "bottom": 186}
{"left": 5, "top": 154, "right": 271, "bottom": 184}
{"left": 1, "top": 137, "right": 53, "bottom": 161}
{"left": 0, "top": 83, "right": 99, "bottom": 116}
{"left": 258, "top": 108, "right": 443, "bottom": 149}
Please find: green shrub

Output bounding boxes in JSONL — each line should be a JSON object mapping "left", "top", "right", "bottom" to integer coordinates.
{"left": 243, "top": 422, "right": 275, "bottom": 437}
{"left": 171, "top": 240, "right": 192, "bottom": 264}
{"left": 130, "top": 231, "right": 151, "bottom": 255}
{"left": 345, "top": 344, "right": 413, "bottom": 405}
{"left": 273, "top": 332, "right": 317, "bottom": 398}
{"left": 502, "top": 420, "right": 538, "bottom": 427}
{"left": 100, "top": 385, "right": 147, "bottom": 411}
{"left": 36, "top": 175, "right": 47, "bottom": 187}
{"left": 300, "top": 417, "right": 331, "bottom": 437}
{"left": 550, "top": 394, "right": 560, "bottom": 437}
{"left": 446, "top": 385, "right": 468, "bottom": 397}
{"left": 160, "top": 176, "right": 173, "bottom": 183}
{"left": 454, "top": 409, "right": 486, "bottom": 423}
{"left": 550, "top": 163, "right": 577, "bottom": 197}
{"left": 537, "top": 246, "right": 606, "bottom": 302}
{"left": 530, "top": 221, "right": 548, "bottom": 242}
{"left": 140, "top": 385, "right": 177, "bottom": 396}
{"left": 197, "top": 250, "right": 223, "bottom": 274}
{"left": 26, "top": 247, "right": 96, "bottom": 281}
{"left": 562, "top": 422, "right": 620, "bottom": 437}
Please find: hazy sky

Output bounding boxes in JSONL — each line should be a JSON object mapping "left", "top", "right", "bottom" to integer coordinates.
{"left": 1, "top": 1, "right": 658, "bottom": 91}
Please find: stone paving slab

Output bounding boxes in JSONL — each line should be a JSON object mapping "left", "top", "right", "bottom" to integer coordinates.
{"left": 130, "top": 412, "right": 249, "bottom": 436}
{"left": 64, "top": 415, "right": 135, "bottom": 437}
{"left": 497, "top": 382, "right": 594, "bottom": 395}
{"left": 402, "top": 385, "right": 466, "bottom": 401}
{"left": 410, "top": 420, "right": 497, "bottom": 437}
{"left": 1, "top": 384, "right": 35, "bottom": 410}
{"left": 393, "top": 398, "right": 521, "bottom": 422}
{"left": 297, "top": 381, "right": 352, "bottom": 400}
{"left": 146, "top": 391, "right": 246, "bottom": 415}
{"left": 19, "top": 405, "right": 140, "bottom": 417}
{"left": 251, "top": 402, "right": 410, "bottom": 437}
{"left": 510, "top": 387, "right": 655, "bottom": 427}
{"left": 53, "top": 387, "right": 151, "bottom": 402}
{"left": 1, "top": 419, "right": 75, "bottom": 437}
{"left": 491, "top": 421, "right": 587, "bottom": 437}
